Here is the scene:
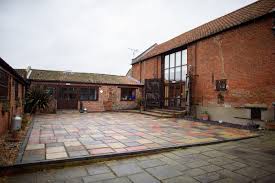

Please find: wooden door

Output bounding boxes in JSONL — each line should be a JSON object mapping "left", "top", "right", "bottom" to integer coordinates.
{"left": 57, "top": 87, "right": 78, "bottom": 109}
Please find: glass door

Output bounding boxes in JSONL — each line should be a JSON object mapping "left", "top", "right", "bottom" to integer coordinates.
{"left": 164, "top": 83, "right": 185, "bottom": 109}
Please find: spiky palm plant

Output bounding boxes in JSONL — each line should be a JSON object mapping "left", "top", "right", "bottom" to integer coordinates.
{"left": 24, "top": 87, "right": 50, "bottom": 114}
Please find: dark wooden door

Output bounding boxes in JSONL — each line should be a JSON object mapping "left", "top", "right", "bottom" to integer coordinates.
{"left": 57, "top": 87, "right": 78, "bottom": 109}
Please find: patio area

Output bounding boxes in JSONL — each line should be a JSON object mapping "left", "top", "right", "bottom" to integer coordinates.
{"left": 21, "top": 112, "right": 257, "bottom": 163}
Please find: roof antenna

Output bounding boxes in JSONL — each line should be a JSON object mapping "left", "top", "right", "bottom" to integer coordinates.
{"left": 128, "top": 48, "right": 139, "bottom": 58}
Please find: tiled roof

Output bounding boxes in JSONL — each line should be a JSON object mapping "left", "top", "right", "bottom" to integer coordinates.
{"left": 24, "top": 69, "right": 143, "bottom": 85}
{"left": 136, "top": 0, "right": 275, "bottom": 62}
{"left": 0, "top": 57, "right": 27, "bottom": 84}
{"left": 131, "top": 43, "right": 158, "bottom": 64}
{"left": 15, "top": 69, "right": 27, "bottom": 78}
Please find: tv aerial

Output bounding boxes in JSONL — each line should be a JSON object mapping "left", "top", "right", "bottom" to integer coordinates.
{"left": 128, "top": 48, "right": 139, "bottom": 58}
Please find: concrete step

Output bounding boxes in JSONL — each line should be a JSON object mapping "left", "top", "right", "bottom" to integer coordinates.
{"left": 140, "top": 111, "right": 174, "bottom": 118}
{"left": 117, "top": 109, "right": 186, "bottom": 118}
{"left": 147, "top": 109, "right": 185, "bottom": 115}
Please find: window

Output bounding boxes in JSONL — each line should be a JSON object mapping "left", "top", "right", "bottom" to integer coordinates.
{"left": 165, "top": 69, "right": 169, "bottom": 80}
{"left": 15, "top": 80, "right": 18, "bottom": 99}
{"left": 164, "top": 49, "right": 187, "bottom": 82}
{"left": 175, "top": 67, "right": 181, "bottom": 81}
{"left": 216, "top": 79, "right": 227, "bottom": 91}
{"left": 165, "top": 55, "right": 169, "bottom": 69}
{"left": 251, "top": 108, "right": 261, "bottom": 120}
{"left": 175, "top": 51, "right": 181, "bottom": 66}
{"left": 80, "top": 87, "right": 98, "bottom": 101}
{"left": 182, "top": 50, "right": 187, "bottom": 65}
{"left": 0, "top": 69, "right": 8, "bottom": 100}
{"left": 170, "top": 68, "right": 175, "bottom": 81}
{"left": 46, "top": 87, "right": 55, "bottom": 97}
{"left": 170, "top": 53, "right": 175, "bottom": 67}
{"left": 121, "top": 88, "right": 136, "bottom": 101}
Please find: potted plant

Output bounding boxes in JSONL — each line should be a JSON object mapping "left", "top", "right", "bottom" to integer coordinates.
{"left": 136, "top": 97, "right": 144, "bottom": 111}
{"left": 201, "top": 111, "right": 209, "bottom": 121}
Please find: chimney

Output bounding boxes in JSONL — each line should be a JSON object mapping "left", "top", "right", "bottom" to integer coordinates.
{"left": 26, "top": 66, "right": 32, "bottom": 79}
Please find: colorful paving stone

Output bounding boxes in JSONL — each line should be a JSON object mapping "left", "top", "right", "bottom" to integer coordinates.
{"left": 20, "top": 112, "right": 257, "bottom": 163}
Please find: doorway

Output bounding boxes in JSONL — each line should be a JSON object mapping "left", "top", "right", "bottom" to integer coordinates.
{"left": 57, "top": 87, "right": 78, "bottom": 109}
{"left": 164, "top": 82, "right": 185, "bottom": 110}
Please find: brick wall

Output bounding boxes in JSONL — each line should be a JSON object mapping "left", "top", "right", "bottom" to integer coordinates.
{"left": 30, "top": 81, "right": 142, "bottom": 113}
{"left": 188, "top": 14, "right": 275, "bottom": 124}
{"left": 132, "top": 55, "right": 161, "bottom": 83}
{"left": 132, "top": 63, "right": 141, "bottom": 81}
{"left": 80, "top": 85, "right": 142, "bottom": 112}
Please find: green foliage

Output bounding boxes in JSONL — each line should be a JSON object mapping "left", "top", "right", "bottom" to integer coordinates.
{"left": 24, "top": 87, "right": 50, "bottom": 114}
{"left": 201, "top": 110, "right": 209, "bottom": 115}
{"left": 136, "top": 97, "right": 144, "bottom": 107}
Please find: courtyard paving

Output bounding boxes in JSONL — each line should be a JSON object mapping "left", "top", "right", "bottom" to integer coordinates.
{"left": 3, "top": 132, "right": 275, "bottom": 183}
{"left": 20, "top": 112, "right": 257, "bottom": 163}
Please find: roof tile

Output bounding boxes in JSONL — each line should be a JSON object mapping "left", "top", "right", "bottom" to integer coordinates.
{"left": 137, "top": 0, "right": 275, "bottom": 62}
{"left": 23, "top": 69, "right": 142, "bottom": 86}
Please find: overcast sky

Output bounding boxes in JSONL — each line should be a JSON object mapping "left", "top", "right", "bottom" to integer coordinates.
{"left": 0, "top": 0, "right": 256, "bottom": 75}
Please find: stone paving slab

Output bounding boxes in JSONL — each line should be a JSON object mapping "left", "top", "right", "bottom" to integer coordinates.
{"left": 2, "top": 132, "right": 275, "bottom": 183}
{"left": 20, "top": 112, "right": 257, "bottom": 163}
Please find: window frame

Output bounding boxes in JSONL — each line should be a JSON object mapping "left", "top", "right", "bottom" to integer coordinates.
{"left": 164, "top": 49, "right": 188, "bottom": 82}
{"left": 79, "top": 87, "right": 98, "bottom": 101}
{"left": 15, "top": 80, "right": 19, "bottom": 100}
{"left": 215, "top": 79, "right": 227, "bottom": 91}
{"left": 120, "top": 88, "right": 136, "bottom": 101}
{"left": 46, "top": 86, "right": 56, "bottom": 98}
{"left": 0, "top": 69, "right": 9, "bottom": 100}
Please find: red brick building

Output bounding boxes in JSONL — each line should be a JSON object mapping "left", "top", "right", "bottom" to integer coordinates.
{"left": 17, "top": 68, "right": 142, "bottom": 112}
{"left": 130, "top": 0, "right": 275, "bottom": 125}
{"left": 0, "top": 58, "right": 26, "bottom": 136}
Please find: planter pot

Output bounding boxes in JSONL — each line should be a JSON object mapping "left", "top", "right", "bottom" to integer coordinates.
{"left": 201, "top": 114, "right": 209, "bottom": 121}
{"left": 265, "top": 122, "right": 275, "bottom": 130}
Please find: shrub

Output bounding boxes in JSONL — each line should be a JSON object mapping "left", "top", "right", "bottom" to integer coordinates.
{"left": 24, "top": 87, "right": 50, "bottom": 114}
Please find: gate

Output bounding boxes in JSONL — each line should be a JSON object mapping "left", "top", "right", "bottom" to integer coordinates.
{"left": 144, "top": 79, "right": 162, "bottom": 108}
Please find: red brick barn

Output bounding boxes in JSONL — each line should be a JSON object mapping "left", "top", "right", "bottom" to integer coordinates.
{"left": 130, "top": 0, "right": 275, "bottom": 126}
